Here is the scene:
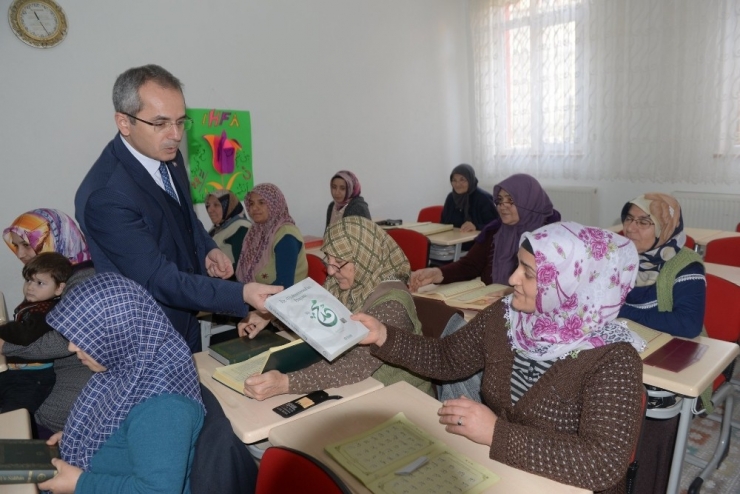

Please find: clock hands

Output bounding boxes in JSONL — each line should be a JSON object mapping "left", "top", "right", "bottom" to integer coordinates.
{"left": 33, "top": 10, "right": 51, "bottom": 36}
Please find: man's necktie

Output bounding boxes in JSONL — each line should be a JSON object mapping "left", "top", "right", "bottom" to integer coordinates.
{"left": 159, "top": 162, "right": 179, "bottom": 203}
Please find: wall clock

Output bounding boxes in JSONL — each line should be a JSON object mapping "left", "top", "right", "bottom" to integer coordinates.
{"left": 8, "top": 0, "right": 68, "bottom": 48}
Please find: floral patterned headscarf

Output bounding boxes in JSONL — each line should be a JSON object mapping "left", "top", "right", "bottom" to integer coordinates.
{"left": 236, "top": 183, "right": 296, "bottom": 283}
{"left": 3, "top": 209, "right": 91, "bottom": 265}
{"left": 506, "top": 221, "right": 644, "bottom": 361}
{"left": 620, "top": 193, "right": 686, "bottom": 287}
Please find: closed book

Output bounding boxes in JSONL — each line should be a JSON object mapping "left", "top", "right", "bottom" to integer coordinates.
{"left": 212, "top": 339, "right": 323, "bottom": 393}
{"left": 208, "top": 330, "right": 289, "bottom": 365}
{"left": 264, "top": 278, "right": 369, "bottom": 361}
{"left": 0, "top": 439, "right": 58, "bottom": 484}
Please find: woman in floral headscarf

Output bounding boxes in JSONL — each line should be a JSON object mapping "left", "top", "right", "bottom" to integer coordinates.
{"left": 356, "top": 222, "right": 645, "bottom": 493}
{"left": 236, "top": 183, "right": 308, "bottom": 334}
{"left": 241, "top": 216, "right": 432, "bottom": 400}
{"left": 1, "top": 209, "right": 94, "bottom": 434}
{"left": 38, "top": 273, "right": 204, "bottom": 494}
{"left": 325, "top": 170, "right": 371, "bottom": 229}
{"left": 618, "top": 193, "right": 705, "bottom": 338}
{"left": 205, "top": 189, "right": 251, "bottom": 267}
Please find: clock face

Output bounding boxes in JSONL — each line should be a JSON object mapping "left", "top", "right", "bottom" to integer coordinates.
{"left": 9, "top": 0, "right": 68, "bottom": 48}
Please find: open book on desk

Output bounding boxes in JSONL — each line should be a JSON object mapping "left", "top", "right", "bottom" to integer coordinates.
{"left": 265, "top": 277, "right": 369, "bottom": 361}
{"left": 326, "top": 412, "right": 499, "bottom": 493}
{"left": 415, "top": 279, "right": 513, "bottom": 310}
{"left": 212, "top": 339, "right": 322, "bottom": 393}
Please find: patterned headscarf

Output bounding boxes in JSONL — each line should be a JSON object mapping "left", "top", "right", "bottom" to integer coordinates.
{"left": 236, "top": 183, "right": 297, "bottom": 283}
{"left": 3, "top": 209, "right": 91, "bottom": 265}
{"left": 449, "top": 164, "right": 479, "bottom": 222}
{"left": 47, "top": 273, "right": 202, "bottom": 471}
{"left": 206, "top": 189, "right": 245, "bottom": 234}
{"left": 506, "top": 221, "right": 644, "bottom": 361}
{"left": 492, "top": 174, "right": 554, "bottom": 284}
{"left": 331, "top": 170, "right": 362, "bottom": 210}
{"left": 620, "top": 193, "right": 686, "bottom": 287}
{"left": 322, "top": 216, "right": 410, "bottom": 312}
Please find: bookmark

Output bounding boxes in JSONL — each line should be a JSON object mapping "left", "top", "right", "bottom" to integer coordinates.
{"left": 394, "top": 456, "right": 429, "bottom": 475}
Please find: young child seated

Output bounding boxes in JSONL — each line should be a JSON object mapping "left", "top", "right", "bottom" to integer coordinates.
{"left": 0, "top": 252, "right": 72, "bottom": 421}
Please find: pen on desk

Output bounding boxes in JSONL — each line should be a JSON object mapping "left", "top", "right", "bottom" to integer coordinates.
{"left": 394, "top": 456, "right": 429, "bottom": 475}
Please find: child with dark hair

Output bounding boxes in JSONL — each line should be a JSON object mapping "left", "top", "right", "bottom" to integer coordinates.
{"left": 0, "top": 252, "right": 72, "bottom": 421}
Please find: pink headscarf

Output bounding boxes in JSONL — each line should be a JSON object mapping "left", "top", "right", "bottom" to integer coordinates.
{"left": 506, "top": 221, "right": 644, "bottom": 361}
{"left": 331, "top": 171, "right": 362, "bottom": 210}
{"left": 3, "top": 209, "right": 91, "bottom": 265}
{"left": 236, "top": 184, "right": 296, "bottom": 283}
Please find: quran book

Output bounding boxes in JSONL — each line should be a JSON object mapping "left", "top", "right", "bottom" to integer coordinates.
{"left": 208, "top": 330, "right": 289, "bottom": 365}
{"left": 325, "top": 413, "right": 499, "bottom": 494}
{"left": 416, "top": 279, "right": 513, "bottom": 310}
{"left": 642, "top": 338, "right": 708, "bottom": 373}
{"left": 212, "top": 339, "right": 322, "bottom": 393}
{"left": 264, "top": 277, "right": 369, "bottom": 361}
{"left": 619, "top": 319, "right": 674, "bottom": 359}
{"left": 0, "top": 439, "right": 58, "bottom": 484}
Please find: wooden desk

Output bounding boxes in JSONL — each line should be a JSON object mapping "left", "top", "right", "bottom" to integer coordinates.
{"left": 269, "top": 382, "right": 591, "bottom": 494}
{"left": 0, "top": 409, "right": 39, "bottom": 494}
{"left": 427, "top": 228, "right": 480, "bottom": 261}
{"left": 683, "top": 227, "right": 723, "bottom": 246}
{"left": 705, "top": 262, "right": 740, "bottom": 285}
{"left": 193, "top": 352, "right": 383, "bottom": 444}
{"left": 640, "top": 336, "right": 740, "bottom": 494}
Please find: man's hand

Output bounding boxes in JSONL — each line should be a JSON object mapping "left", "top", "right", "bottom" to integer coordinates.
{"left": 205, "top": 248, "right": 234, "bottom": 279}
{"left": 243, "top": 283, "right": 283, "bottom": 312}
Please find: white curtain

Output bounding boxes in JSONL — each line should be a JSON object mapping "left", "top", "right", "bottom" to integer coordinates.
{"left": 470, "top": 0, "right": 740, "bottom": 184}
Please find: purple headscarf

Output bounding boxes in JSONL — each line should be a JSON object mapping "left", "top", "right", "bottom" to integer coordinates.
{"left": 492, "top": 174, "right": 554, "bottom": 284}
{"left": 331, "top": 171, "right": 362, "bottom": 211}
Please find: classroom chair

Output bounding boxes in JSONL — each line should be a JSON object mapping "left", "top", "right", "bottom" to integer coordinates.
{"left": 685, "top": 235, "right": 696, "bottom": 251}
{"left": 684, "top": 274, "right": 740, "bottom": 493}
{"left": 736, "top": 222, "right": 740, "bottom": 233}
{"left": 306, "top": 253, "right": 328, "bottom": 286}
{"left": 704, "top": 237, "right": 740, "bottom": 267}
{"left": 256, "top": 446, "right": 351, "bottom": 494}
{"left": 417, "top": 205, "right": 444, "bottom": 223}
{"left": 387, "top": 228, "right": 430, "bottom": 271}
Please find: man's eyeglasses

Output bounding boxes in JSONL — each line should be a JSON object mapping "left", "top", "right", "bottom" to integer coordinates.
{"left": 494, "top": 198, "right": 515, "bottom": 207}
{"left": 122, "top": 112, "right": 194, "bottom": 133}
{"left": 322, "top": 257, "right": 349, "bottom": 272}
{"left": 623, "top": 215, "right": 655, "bottom": 229}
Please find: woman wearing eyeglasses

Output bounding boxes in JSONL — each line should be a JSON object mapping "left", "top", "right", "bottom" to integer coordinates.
{"left": 617, "top": 193, "right": 705, "bottom": 338}
{"left": 617, "top": 193, "right": 705, "bottom": 494}
{"left": 411, "top": 173, "right": 559, "bottom": 292}
{"left": 240, "top": 216, "right": 432, "bottom": 401}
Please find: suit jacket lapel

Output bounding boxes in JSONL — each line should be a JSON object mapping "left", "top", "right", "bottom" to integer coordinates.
{"left": 112, "top": 135, "right": 192, "bottom": 254}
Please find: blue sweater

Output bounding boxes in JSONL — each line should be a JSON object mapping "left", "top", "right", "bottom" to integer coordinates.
{"left": 618, "top": 262, "right": 705, "bottom": 338}
{"left": 76, "top": 394, "right": 204, "bottom": 494}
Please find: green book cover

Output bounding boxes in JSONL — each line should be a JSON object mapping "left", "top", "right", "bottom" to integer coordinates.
{"left": 208, "top": 330, "right": 288, "bottom": 365}
{"left": 0, "top": 439, "right": 58, "bottom": 484}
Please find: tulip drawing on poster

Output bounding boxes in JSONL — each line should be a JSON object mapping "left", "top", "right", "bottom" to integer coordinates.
{"left": 185, "top": 109, "right": 253, "bottom": 204}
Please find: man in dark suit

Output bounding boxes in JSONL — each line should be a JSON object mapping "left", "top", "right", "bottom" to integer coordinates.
{"left": 75, "top": 64, "right": 279, "bottom": 352}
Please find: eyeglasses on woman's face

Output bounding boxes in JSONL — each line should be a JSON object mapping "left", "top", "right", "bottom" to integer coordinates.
{"left": 322, "top": 257, "right": 349, "bottom": 273}
{"left": 622, "top": 214, "right": 655, "bottom": 229}
{"left": 494, "top": 198, "right": 515, "bottom": 207}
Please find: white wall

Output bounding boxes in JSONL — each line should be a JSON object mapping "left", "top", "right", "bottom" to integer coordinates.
{"left": 0, "top": 0, "right": 471, "bottom": 309}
